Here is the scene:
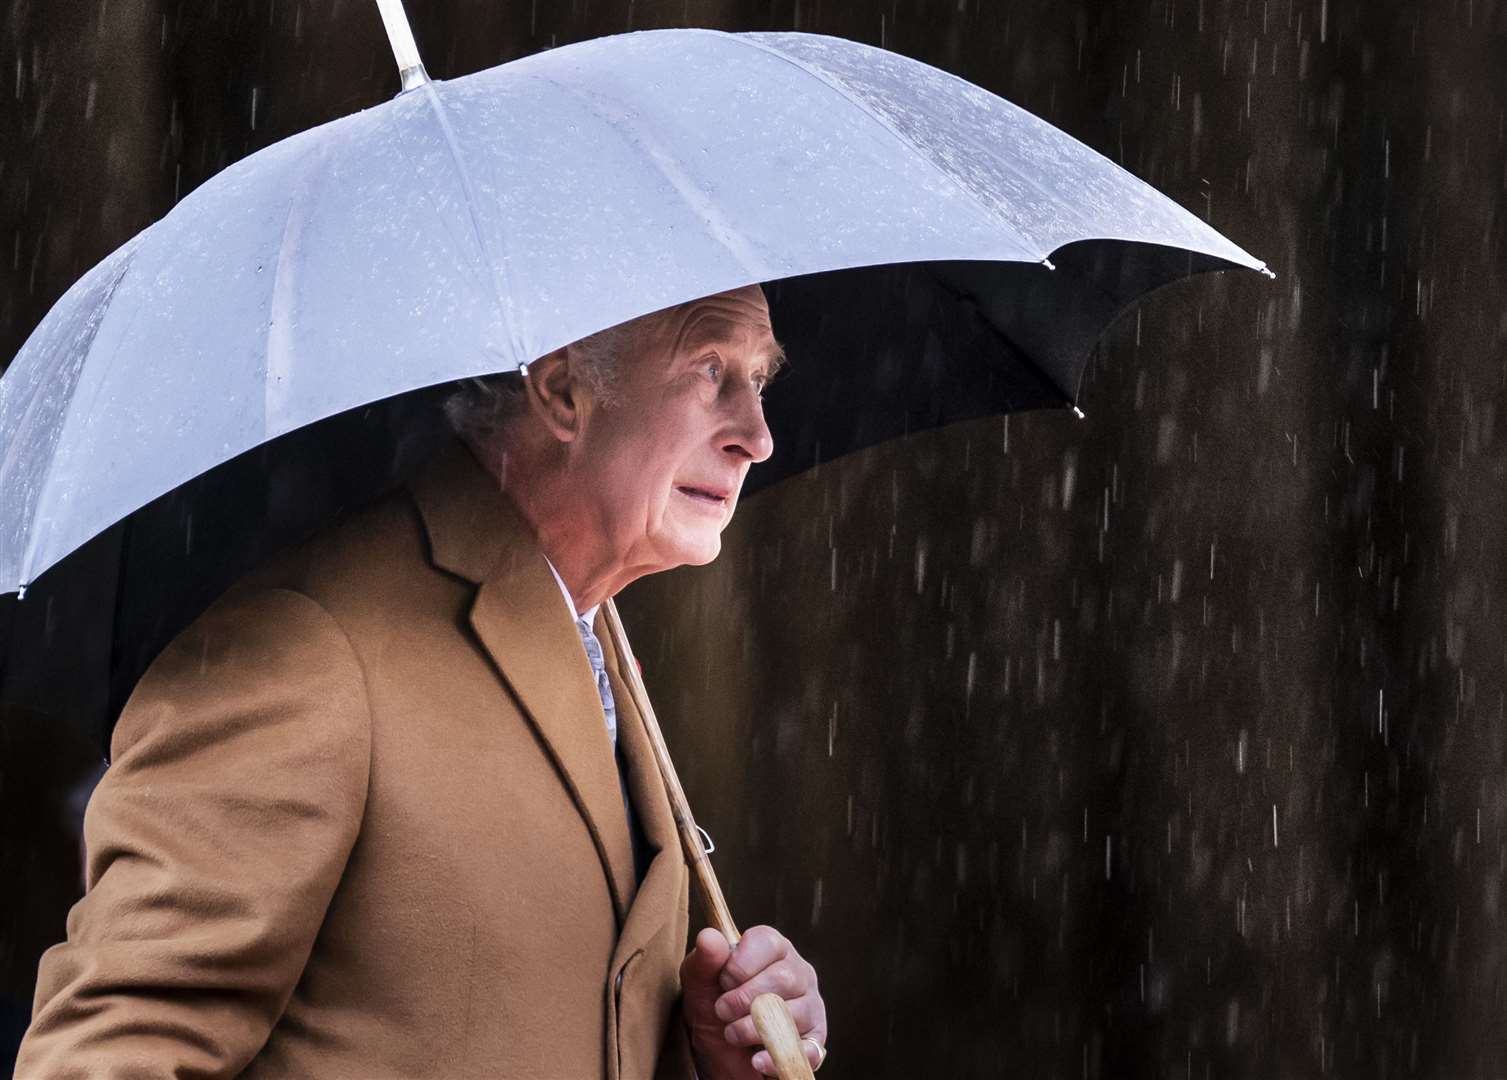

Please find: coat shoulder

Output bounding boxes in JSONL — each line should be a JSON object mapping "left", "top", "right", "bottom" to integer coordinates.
{"left": 242, "top": 486, "right": 453, "bottom": 631}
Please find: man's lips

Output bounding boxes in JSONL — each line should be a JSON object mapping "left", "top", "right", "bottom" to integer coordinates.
{"left": 675, "top": 484, "right": 732, "bottom": 506}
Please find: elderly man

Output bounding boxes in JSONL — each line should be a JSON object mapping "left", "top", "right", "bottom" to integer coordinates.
{"left": 17, "top": 284, "right": 827, "bottom": 1078}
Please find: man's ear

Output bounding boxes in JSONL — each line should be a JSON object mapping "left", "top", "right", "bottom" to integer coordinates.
{"left": 521, "top": 347, "right": 584, "bottom": 442}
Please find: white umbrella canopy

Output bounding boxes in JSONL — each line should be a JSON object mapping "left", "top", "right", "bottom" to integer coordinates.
{"left": 0, "top": 26, "right": 1267, "bottom": 596}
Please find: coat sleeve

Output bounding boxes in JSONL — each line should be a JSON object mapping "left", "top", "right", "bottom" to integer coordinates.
{"left": 15, "top": 586, "right": 372, "bottom": 1079}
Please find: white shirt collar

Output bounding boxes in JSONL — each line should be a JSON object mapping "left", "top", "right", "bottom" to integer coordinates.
{"left": 542, "top": 555, "right": 600, "bottom": 629}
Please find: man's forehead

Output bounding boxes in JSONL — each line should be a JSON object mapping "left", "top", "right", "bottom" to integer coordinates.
{"left": 678, "top": 311, "right": 770, "bottom": 347}
{"left": 668, "top": 294, "right": 781, "bottom": 362}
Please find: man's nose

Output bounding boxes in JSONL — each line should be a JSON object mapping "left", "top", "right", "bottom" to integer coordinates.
{"left": 721, "top": 384, "right": 775, "bottom": 464}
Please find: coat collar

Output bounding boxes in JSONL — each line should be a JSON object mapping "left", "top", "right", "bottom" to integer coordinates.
{"left": 409, "top": 440, "right": 517, "bottom": 585}
{"left": 409, "top": 441, "right": 640, "bottom": 920}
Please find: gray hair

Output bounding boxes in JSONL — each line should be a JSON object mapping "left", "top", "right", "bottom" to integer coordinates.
{"left": 443, "top": 315, "right": 655, "bottom": 449}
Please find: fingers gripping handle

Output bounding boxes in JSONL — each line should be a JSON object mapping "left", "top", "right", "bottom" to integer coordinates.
{"left": 751, "top": 993, "right": 817, "bottom": 1080}
{"left": 720, "top": 919, "right": 813, "bottom": 1080}
{"left": 706, "top": 892, "right": 813, "bottom": 1080}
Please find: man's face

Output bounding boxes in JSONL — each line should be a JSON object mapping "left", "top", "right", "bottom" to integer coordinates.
{"left": 567, "top": 285, "right": 779, "bottom": 572}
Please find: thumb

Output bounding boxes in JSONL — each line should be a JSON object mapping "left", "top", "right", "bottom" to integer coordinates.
{"left": 681, "top": 927, "right": 733, "bottom": 1014}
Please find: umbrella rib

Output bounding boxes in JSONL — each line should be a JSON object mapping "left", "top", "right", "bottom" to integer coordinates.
{"left": 527, "top": 70, "right": 778, "bottom": 286}
{"left": 710, "top": 31, "right": 1047, "bottom": 265}
{"left": 13, "top": 237, "right": 146, "bottom": 589}
{"left": 927, "top": 269, "right": 1076, "bottom": 407}
{"left": 264, "top": 138, "right": 328, "bottom": 438}
{"left": 410, "top": 82, "right": 528, "bottom": 370}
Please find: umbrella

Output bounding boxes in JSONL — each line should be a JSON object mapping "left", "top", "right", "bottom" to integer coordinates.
{"left": 0, "top": 18, "right": 1268, "bottom": 598}
{"left": 0, "top": 5, "right": 1272, "bottom": 1076}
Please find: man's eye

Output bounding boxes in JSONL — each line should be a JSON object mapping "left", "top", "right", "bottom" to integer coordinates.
{"left": 703, "top": 359, "right": 722, "bottom": 381}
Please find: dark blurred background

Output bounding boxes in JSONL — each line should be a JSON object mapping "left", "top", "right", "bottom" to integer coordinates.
{"left": 2, "top": 1, "right": 1505, "bottom": 1077}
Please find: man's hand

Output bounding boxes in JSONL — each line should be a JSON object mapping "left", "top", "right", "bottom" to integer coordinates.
{"left": 680, "top": 926, "right": 827, "bottom": 1078}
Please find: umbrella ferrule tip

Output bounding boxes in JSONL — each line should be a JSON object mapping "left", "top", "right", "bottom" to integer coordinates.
{"left": 1071, "top": 405, "right": 1086, "bottom": 420}
{"left": 1041, "top": 257, "right": 1057, "bottom": 271}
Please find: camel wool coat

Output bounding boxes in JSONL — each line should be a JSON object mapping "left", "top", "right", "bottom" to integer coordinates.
{"left": 17, "top": 442, "right": 694, "bottom": 1079}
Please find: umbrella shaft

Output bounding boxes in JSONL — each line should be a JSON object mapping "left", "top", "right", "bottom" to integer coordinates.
{"left": 602, "top": 600, "right": 813, "bottom": 1080}
{"left": 602, "top": 601, "right": 737, "bottom": 931}
{"left": 372, "top": 0, "right": 430, "bottom": 91}
{"left": 677, "top": 817, "right": 740, "bottom": 945}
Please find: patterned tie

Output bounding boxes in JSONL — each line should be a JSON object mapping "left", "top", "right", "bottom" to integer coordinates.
{"left": 576, "top": 616, "right": 617, "bottom": 747}
{"left": 576, "top": 616, "right": 650, "bottom": 883}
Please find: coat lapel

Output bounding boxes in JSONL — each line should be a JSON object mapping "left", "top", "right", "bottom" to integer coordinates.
{"left": 411, "top": 443, "right": 638, "bottom": 921}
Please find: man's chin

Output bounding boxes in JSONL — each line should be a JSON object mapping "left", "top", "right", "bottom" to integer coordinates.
{"left": 662, "top": 532, "right": 721, "bottom": 569}
{"left": 681, "top": 537, "right": 721, "bottom": 567}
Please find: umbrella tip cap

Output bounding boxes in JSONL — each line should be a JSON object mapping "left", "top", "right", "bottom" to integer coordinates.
{"left": 1041, "top": 257, "right": 1057, "bottom": 271}
{"left": 399, "top": 63, "right": 431, "bottom": 92}
{"left": 1259, "top": 265, "right": 1277, "bottom": 280}
{"left": 1071, "top": 405, "right": 1086, "bottom": 420}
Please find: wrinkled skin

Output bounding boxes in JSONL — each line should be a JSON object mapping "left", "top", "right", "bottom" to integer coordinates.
{"left": 503, "top": 284, "right": 780, "bottom": 611}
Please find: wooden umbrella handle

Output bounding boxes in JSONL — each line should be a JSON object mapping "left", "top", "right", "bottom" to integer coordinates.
{"left": 603, "top": 600, "right": 816, "bottom": 1080}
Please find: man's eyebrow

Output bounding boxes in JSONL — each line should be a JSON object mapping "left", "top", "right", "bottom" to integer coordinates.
{"left": 760, "top": 340, "right": 788, "bottom": 376}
